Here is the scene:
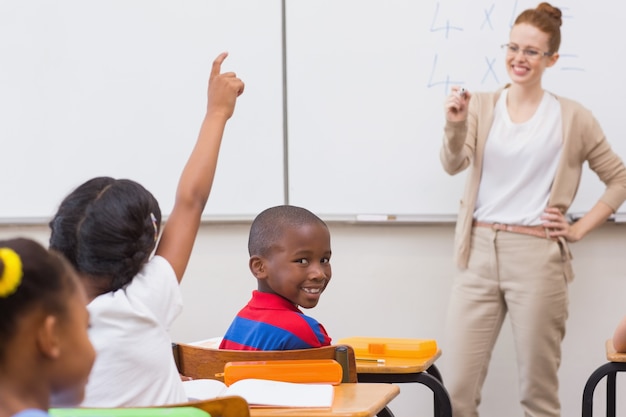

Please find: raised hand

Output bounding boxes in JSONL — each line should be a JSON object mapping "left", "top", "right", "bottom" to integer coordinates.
{"left": 444, "top": 86, "right": 471, "bottom": 122}
{"left": 207, "top": 52, "right": 245, "bottom": 120}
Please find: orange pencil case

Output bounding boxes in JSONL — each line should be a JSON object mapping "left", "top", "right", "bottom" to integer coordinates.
{"left": 338, "top": 337, "right": 438, "bottom": 359}
{"left": 223, "top": 359, "right": 343, "bottom": 386}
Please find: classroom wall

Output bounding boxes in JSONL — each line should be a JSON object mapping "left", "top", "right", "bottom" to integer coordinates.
{"left": 2, "top": 222, "right": 624, "bottom": 417}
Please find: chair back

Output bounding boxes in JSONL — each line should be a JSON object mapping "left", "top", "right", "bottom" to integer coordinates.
{"left": 174, "top": 343, "right": 358, "bottom": 383}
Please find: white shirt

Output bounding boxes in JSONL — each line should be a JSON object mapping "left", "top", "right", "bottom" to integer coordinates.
{"left": 82, "top": 255, "right": 187, "bottom": 407}
{"left": 474, "top": 89, "right": 563, "bottom": 225}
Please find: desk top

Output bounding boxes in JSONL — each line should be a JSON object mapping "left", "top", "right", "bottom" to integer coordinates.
{"left": 355, "top": 349, "right": 441, "bottom": 374}
{"left": 249, "top": 383, "right": 399, "bottom": 417}
{"left": 606, "top": 339, "right": 626, "bottom": 362}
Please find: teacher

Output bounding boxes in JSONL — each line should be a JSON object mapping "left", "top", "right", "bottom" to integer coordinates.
{"left": 440, "top": 2, "right": 626, "bottom": 416}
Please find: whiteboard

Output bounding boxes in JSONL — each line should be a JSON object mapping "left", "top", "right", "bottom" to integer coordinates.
{"left": 0, "top": 0, "right": 284, "bottom": 221}
{"left": 285, "top": 0, "right": 626, "bottom": 218}
{"left": 4, "top": 1, "right": 625, "bottom": 222}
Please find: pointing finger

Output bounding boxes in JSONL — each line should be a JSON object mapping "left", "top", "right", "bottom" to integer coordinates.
{"left": 211, "top": 52, "right": 228, "bottom": 79}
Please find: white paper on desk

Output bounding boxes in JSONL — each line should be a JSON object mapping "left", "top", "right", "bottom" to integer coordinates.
{"left": 183, "top": 378, "right": 334, "bottom": 408}
{"left": 188, "top": 336, "right": 223, "bottom": 348}
{"left": 184, "top": 379, "right": 229, "bottom": 400}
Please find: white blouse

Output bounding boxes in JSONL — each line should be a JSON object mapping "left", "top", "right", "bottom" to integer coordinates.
{"left": 474, "top": 89, "right": 563, "bottom": 225}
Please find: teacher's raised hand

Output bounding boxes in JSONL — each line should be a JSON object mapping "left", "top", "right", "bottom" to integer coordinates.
{"left": 444, "top": 86, "right": 471, "bottom": 123}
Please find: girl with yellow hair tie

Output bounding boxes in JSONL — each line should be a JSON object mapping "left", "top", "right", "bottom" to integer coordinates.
{"left": 0, "top": 238, "right": 95, "bottom": 417}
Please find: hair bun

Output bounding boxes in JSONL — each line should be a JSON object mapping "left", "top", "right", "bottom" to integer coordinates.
{"left": 537, "top": 2, "right": 562, "bottom": 27}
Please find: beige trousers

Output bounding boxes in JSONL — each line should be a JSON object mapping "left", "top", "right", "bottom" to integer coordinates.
{"left": 444, "top": 226, "right": 569, "bottom": 417}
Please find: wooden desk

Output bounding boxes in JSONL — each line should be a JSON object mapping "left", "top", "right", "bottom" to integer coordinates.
{"left": 355, "top": 349, "right": 441, "bottom": 374}
{"left": 249, "top": 383, "right": 399, "bottom": 417}
{"left": 582, "top": 339, "right": 626, "bottom": 417}
{"left": 355, "top": 350, "right": 451, "bottom": 417}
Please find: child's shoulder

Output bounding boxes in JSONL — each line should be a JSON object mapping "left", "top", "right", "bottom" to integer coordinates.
{"left": 89, "top": 255, "right": 182, "bottom": 325}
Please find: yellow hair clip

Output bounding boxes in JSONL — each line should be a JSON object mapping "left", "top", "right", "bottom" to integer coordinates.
{"left": 0, "top": 248, "right": 23, "bottom": 297}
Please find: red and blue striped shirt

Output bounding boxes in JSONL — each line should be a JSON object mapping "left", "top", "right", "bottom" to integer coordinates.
{"left": 219, "top": 291, "right": 331, "bottom": 350}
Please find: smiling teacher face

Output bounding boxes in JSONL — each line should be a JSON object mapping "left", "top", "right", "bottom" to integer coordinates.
{"left": 506, "top": 22, "right": 559, "bottom": 89}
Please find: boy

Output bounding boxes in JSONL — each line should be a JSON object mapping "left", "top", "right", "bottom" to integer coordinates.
{"left": 219, "top": 205, "right": 332, "bottom": 350}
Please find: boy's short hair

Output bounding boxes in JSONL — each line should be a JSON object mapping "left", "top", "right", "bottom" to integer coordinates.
{"left": 248, "top": 205, "right": 327, "bottom": 257}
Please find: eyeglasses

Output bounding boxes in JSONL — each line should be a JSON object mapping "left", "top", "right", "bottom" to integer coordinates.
{"left": 501, "top": 43, "right": 553, "bottom": 60}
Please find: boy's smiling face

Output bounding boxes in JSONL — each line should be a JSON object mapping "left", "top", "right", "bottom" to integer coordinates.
{"left": 252, "top": 222, "right": 331, "bottom": 309}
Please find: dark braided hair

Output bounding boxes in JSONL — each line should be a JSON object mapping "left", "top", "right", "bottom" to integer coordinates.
{"left": 49, "top": 177, "right": 161, "bottom": 292}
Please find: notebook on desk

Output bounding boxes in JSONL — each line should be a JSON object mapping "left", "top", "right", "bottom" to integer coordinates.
{"left": 183, "top": 378, "right": 334, "bottom": 408}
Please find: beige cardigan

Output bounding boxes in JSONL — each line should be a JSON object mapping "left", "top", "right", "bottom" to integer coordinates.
{"left": 441, "top": 86, "right": 626, "bottom": 272}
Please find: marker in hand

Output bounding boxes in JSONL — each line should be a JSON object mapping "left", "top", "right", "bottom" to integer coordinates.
{"left": 446, "top": 86, "right": 468, "bottom": 118}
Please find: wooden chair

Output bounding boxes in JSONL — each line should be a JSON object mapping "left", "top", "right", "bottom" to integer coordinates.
{"left": 172, "top": 343, "right": 395, "bottom": 417}
{"left": 173, "top": 343, "right": 358, "bottom": 384}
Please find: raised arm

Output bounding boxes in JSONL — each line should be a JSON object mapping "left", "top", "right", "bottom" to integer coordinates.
{"left": 440, "top": 86, "right": 474, "bottom": 175}
{"left": 156, "top": 52, "right": 244, "bottom": 281}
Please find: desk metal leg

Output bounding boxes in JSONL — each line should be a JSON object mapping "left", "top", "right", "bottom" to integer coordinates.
{"left": 425, "top": 364, "right": 443, "bottom": 384}
{"left": 424, "top": 363, "right": 444, "bottom": 417}
{"left": 426, "top": 363, "right": 444, "bottom": 416}
{"left": 581, "top": 362, "right": 626, "bottom": 417}
{"left": 414, "top": 372, "right": 451, "bottom": 417}
{"left": 358, "top": 372, "right": 452, "bottom": 417}
{"left": 607, "top": 371, "right": 616, "bottom": 417}
{"left": 376, "top": 406, "right": 396, "bottom": 417}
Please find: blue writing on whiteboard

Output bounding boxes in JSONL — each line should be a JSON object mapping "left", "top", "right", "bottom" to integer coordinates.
{"left": 427, "top": 54, "right": 464, "bottom": 95}
{"left": 482, "top": 56, "right": 499, "bottom": 84}
{"left": 481, "top": 4, "right": 495, "bottom": 30}
{"left": 430, "top": 2, "right": 463, "bottom": 39}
